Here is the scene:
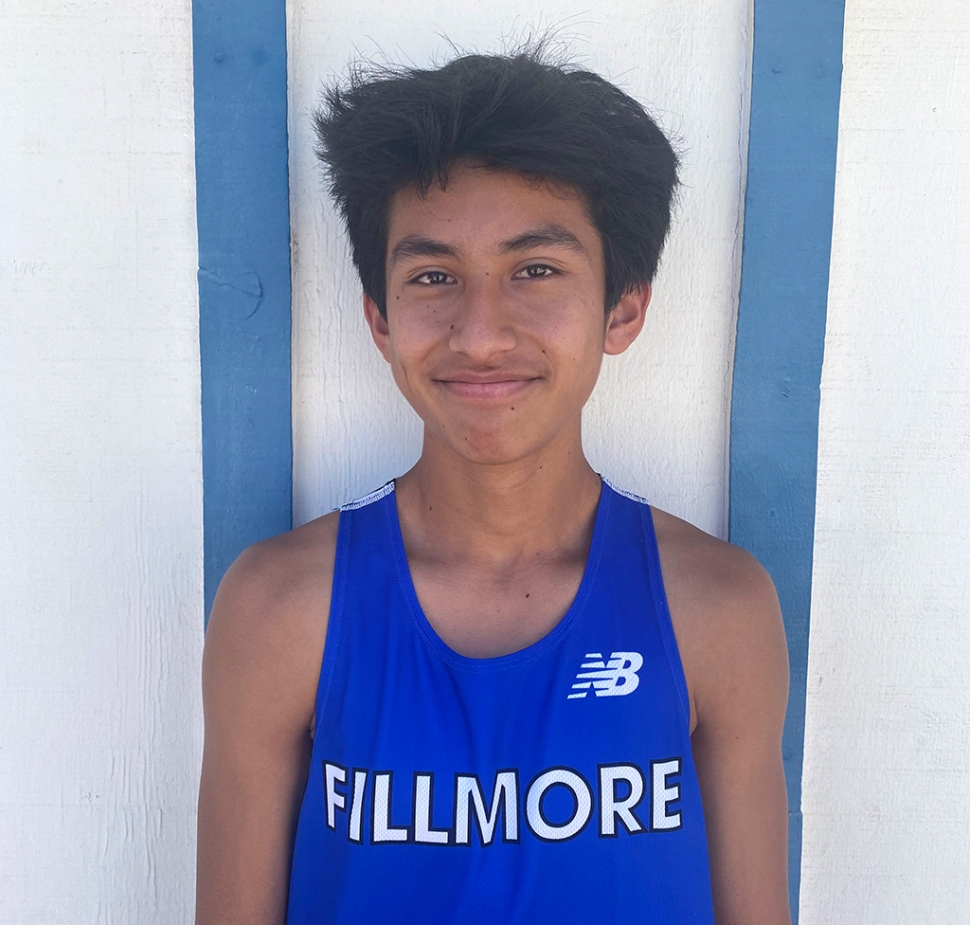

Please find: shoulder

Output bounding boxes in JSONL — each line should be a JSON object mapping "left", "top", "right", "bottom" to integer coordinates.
{"left": 214, "top": 509, "right": 341, "bottom": 621}
{"left": 203, "top": 510, "right": 340, "bottom": 734}
{"left": 649, "top": 507, "right": 788, "bottom": 736}
{"left": 650, "top": 507, "right": 779, "bottom": 630}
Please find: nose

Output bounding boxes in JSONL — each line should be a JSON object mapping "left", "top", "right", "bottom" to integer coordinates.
{"left": 448, "top": 276, "right": 517, "bottom": 361}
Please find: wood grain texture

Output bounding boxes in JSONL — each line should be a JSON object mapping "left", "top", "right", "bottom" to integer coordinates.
{"left": 286, "top": 0, "right": 753, "bottom": 535}
{"left": 0, "top": 2, "right": 203, "bottom": 922}
{"left": 801, "top": 0, "right": 970, "bottom": 921}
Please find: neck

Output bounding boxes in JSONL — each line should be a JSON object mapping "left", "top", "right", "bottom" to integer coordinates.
{"left": 395, "top": 423, "right": 602, "bottom": 566}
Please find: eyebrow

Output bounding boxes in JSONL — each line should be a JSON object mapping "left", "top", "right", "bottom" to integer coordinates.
{"left": 387, "top": 223, "right": 588, "bottom": 268}
{"left": 499, "top": 224, "right": 588, "bottom": 257}
{"left": 389, "top": 236, "right": 461, "bottom": 267}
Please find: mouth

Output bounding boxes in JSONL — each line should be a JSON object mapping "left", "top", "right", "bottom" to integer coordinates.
{"left": 432, "top": 375, "right": 541, "bottom": 401}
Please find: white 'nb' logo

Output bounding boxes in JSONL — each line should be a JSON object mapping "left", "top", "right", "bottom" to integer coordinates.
{"left": 568, "top": 652, "right": 643, "bottom": 699}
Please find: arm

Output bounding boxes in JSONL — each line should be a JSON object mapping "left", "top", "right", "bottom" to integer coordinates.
{"left": 657, "top": 515, "right": 791, "bottom": 925}
{"left": 196, "top": 517, "right": 336, "bottom": 925}
{"left": 690, "top": 555, "right": 790, "bottom": 925}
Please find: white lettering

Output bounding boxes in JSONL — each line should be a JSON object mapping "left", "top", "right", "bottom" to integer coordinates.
{"left": 596, "top": 652, "right": 643, "bottom": 697}
{"left": 599, "top": 764, "right": 645, "bottom": 836}
{"left": 324, "top": 762, "right": 346, "bottom": 831}
{"left": 570, "top": 651, "right": 643, "bottom": 698}
{"left": 324, "top": 758, "right": 684, "bottom": 845}
{"left": 525, "top": 768, "right": 593, "bottom": 841}
{"left": 413, "top": 773, "right": 449, "bottom": 845}
{"left": 651, "top": 759, "right": 682, "bottom": 830}
{"left": 348, "top": 769, "right": 367, "bottom": 843}
{"left": 372, "top": 772, "right": 408, "bottom": 842}
{"left": 454, "top": 772, "right": 518, "bottom": 845}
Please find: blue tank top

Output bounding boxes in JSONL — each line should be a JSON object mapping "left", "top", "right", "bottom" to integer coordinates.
{"left": 287, "top": 480, "right": 713, "bottom": 925}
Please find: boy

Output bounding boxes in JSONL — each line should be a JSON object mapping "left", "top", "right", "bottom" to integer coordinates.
{"left": 197, "top": 47, "right": 790, "bottom": 925}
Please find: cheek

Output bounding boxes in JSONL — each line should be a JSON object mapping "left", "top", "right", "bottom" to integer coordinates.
{"left": 532, "top": 305, "right": 606, "bottom": 365}
{"left": 555, "top": 319, "right": 608, "bottom": 404}
{"left": 387, "top": 296, "right": 456, "bottom": 344}
{"left": 383, "top": 319, "right": 443, "bottom": 398}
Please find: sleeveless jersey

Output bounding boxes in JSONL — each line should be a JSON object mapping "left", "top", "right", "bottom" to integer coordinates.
{"left": 287, "top": 480, "right": 714, "bottom": 925}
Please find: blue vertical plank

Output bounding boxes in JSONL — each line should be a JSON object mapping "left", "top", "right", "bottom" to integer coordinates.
{"left": 192, "top": 0, "right": 293, "bottom": 622}
{"left": 730, "top": 0, "right": 845, "bottom": 919}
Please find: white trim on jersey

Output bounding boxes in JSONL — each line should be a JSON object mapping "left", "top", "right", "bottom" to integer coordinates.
{"left": 339, "top": 480, "right": 396, "bottom": 512}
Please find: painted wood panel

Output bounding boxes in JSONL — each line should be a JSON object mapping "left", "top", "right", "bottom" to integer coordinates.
{"left": 801, "top": 0, "right": 970, "bottom": 921}
{"left": 287, "top": 0, "right": 753, "bottom": 534}
{"left": 0, "top": 2, "right": 203, "bottom": 922}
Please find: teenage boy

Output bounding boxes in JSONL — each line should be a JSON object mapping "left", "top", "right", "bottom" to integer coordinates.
{"left": 197, "top": 49, "right": 790, "bottom": 925}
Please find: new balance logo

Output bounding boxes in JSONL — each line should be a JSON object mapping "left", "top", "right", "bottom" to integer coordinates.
{"left": 568, "top": 652, "right": 643, "bottom": 699}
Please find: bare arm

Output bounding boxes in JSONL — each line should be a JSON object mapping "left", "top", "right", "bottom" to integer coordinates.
{"left": 657, "top": 514, "right": 791, "bottom": 925}
{"left": 196, "top": 516, "right": 337, "bottom": 925}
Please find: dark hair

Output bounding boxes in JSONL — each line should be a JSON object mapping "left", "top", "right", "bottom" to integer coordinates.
{"left": 313, "top": 45, "right": 680, "bottom": 316}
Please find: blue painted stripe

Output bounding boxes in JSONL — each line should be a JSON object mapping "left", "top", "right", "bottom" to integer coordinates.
{"left": 192, "top": 0, "right": 293, "bottom": 622}
{"left": 729, "top": 0, "right": 845, "bottom": 919}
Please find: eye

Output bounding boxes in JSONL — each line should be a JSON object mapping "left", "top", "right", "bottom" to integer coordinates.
{"left": 514, "top": 264, "right": 557, "bottom": 280}
{"left": 412, "top": 270, "right": 455, "bottom": 286}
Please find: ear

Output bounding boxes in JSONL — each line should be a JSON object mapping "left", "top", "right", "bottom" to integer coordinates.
{"left": 363, "top": 292, "right": 392, "bottom": 361}
{"left": 604, "top": 284, "right": 651, "bottom": 356}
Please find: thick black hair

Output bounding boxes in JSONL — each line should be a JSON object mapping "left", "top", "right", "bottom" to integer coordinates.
{"left": 313, "top": 45, "right": 680, "bottom": 317}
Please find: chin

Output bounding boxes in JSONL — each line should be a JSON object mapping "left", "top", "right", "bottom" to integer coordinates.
{"left": 441, "top": 429, "right": 537, "bottom": 467}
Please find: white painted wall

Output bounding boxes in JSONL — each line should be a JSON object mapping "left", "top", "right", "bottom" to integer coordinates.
{"left": 287, "top": 0, "right": 752, "bottom": 534}
{"left": 801, "top": 1, "right": 970, "bottom": 922}
{"left": 0, "top": 3, "right": 203, "bottom": 923}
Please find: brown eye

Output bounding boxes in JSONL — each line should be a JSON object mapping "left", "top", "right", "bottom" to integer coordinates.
{"left": 414, "top": 271, "right": 454, "bottom": 285}
{"left": 515, "top": 264, "right": 556, "bottom": 279}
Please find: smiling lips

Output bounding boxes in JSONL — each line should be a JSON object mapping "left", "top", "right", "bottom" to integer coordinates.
{"left": 433, "top": 373, "right": 541, "bottom": 400}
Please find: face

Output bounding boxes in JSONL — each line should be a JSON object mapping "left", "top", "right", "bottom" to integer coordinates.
{"left": 364, "top": 163, "right": 650, "bottom": 466}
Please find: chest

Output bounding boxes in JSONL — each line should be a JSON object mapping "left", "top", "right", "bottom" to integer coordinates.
{"left": 406, "top": 555, "right": 587, "bottom": 658}
{"left": 296, "top": 547, "right": 712, "bottom": 925}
